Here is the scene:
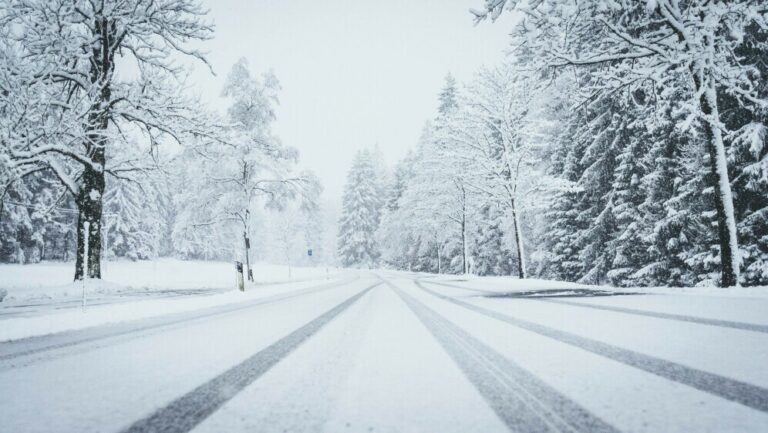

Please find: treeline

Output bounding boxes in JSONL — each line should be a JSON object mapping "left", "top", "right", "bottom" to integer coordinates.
{"left": 0, "top": 1, "right": 327, "bottom": 277}
{"left": 339, "top": 1, "right": 768, "bottom": 287}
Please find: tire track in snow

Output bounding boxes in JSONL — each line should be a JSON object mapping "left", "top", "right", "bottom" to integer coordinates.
{"left": 384, "top": 278, "right": 619, "bottom": 433}
{"left": 539, "top": 298, "right": 768, "bottom": 334}
{"left": 416, "top": 280, "right": 768, "bottom": 414}
{"left": 424, "top": 279, "right": 768, "bottom": 334}
{"left": 0, "top": 277, "right": 358, "bottom": 368}
{"left": 120, "top": 282, "right": 378, "bottom": 433}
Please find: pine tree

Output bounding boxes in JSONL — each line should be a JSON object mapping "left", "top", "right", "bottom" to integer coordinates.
{"left": 337, "top": 150, "right": 381, "bottom": 267}
{"left": 722, "top": 24, "right": 768, "bottom": 285}
{"left": 472, "top": 203, "right": 514, "bottom": 276}
{"left": 103, "top": 178, "right": 161, "bottom": 261}
{"left": 605, "top": 94, "right": 653, "bottom": 286}
{"left": 438, "top": 73, "right": 458, "bottom": 116}
{"left": 473, "top": 0, "right": 768, "bottom": 286}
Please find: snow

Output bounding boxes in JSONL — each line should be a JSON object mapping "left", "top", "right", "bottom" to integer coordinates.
{"left": 1, "top": 271, "right": 767, "bottom": 432}
{"left": 193, "top": 282, "right": 507, "bottom": 433}
{"left": 0, "top": 258, "right": 338, "bottom": 303}
{"left": 421, "top": 273, "right": 768, "bottom": 298}
{"left": 0, "top": 259, "right": 342, "bottom": 342}
{"left": 398, "top": 274, "right": 768, "bottom": 432}
{"left": 0, "top": 280, "right": 367, "bottom": 433}
{"left": 3, "top": 0, "right": 768, "bottom": 429}
{"left": 466, "top": 292, "right": 768, "bottom": 387}
{"left": 422, "top": 274, "right": 598, "bottom": 293}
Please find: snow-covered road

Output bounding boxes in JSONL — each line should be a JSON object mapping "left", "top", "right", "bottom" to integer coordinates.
{"left": 1, "top": 272, "right": 767, "bottom": 432}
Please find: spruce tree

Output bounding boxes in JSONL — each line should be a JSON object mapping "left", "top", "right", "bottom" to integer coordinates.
{"left": 337, "top": 150, "right": 381, "bottom": 267}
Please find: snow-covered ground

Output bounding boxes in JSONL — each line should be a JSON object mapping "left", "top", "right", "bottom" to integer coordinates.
{"left": 0, "top": 259, "right": 337, "bottom": 302}
{"left": 422, "top": 273, "right": 768, "bottom": 298}
{"left": 1, "top": 268, "right": 767, "bottom": 432}
{"left": 0, "top": 259, "right": 342, "bottom": 341}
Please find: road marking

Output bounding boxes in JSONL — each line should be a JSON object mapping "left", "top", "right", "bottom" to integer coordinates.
{"left": 120, "top": 282, "right": 378, "bottom": 433}
{"left": 384, "top": 278, "right": 619, "bottom": 433}
{"left": 416, "top": 280, "right": 768, "bottom": 413}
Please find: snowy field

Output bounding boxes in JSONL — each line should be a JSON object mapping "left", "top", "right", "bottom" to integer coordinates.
{"left": 0, "top": 259, "right": 336, "bottom": 301}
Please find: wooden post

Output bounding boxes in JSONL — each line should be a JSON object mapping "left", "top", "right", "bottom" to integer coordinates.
{"left": 82, "top": 221, "right": 90, "bottom": 309}
{"left": 235, "top": 261, "right": 245, "bottom": 292}
{"left": 244, "top": 232, "right": 253, "bottom": 282}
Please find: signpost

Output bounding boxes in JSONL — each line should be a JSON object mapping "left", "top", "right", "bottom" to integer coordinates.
{"left": 82, "top": 221, "right": 90, "bottom": 310}
{"left": 244, "top": 233, "right": 253, "bottom": 282}
{"left": 235, "top": 261, "right": 245, "bottom": 292}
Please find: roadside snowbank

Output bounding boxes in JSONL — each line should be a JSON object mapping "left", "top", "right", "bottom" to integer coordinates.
{"left": 0, "top": 259, "right": 337, "bottom": 303}
{"left": 0, "top": 275, "right": 347, "bottom": 342}
{"left": 421, "top": 274, "right": 592, "bottom": 292}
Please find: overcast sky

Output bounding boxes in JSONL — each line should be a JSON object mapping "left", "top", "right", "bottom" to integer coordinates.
{"left": 187, "top": 0, "right": 515, "bottom": 200}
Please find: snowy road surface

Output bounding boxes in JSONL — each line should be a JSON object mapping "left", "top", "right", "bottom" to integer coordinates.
{"left": 1, "top": 272, "right": 767, "bottom": 432}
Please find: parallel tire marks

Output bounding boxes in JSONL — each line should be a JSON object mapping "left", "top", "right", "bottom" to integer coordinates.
{"left": 417, "top": 280, "right": 768, "bottom": 414}
{"left": 121, "top": 283, "right": 378, "bottom": 433}
{"left": 0, "top": 277, "right": 357, "bottom": 366}
{"left": 386, "top": 280, "right": 619, "bottom": 433}
{"left": 540, "top": 298, "right": 768, "bottom": 334}
{"left": 424, "top": 279, "right": 768, "bottom": 334}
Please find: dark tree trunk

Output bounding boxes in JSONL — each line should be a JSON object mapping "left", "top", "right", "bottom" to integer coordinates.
{"left": 699, "top": 98, "right": 738, "bottom": 287}
{"left": 74, "top": 16, "right": 114, "bottom": 280}
{"left": 74, "top": 163, "right": 105, "bottom": 280}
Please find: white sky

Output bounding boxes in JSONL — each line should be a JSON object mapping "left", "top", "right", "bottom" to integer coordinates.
{"left": 187, "top": 0, "right": 515, "bottom": 200}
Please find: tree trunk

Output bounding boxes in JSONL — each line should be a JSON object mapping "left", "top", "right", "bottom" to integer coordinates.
{"left": 461, "top": 213, "right": 468, "bottom": 274}
{"left": 74, "top": 164, "right": 105, "bottom": 280}
{"left": 691, "top": 69, "right": 740, "bottom": 287}
{"left": 698, "top": 86, "right": 740, "bottom": 287}
{"left": 74, "top": 16, "right": 114, "bottom": 281}
{"left": 511, "top": 198, "right": 526, "bottom": 278}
